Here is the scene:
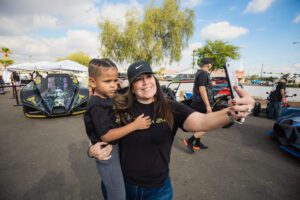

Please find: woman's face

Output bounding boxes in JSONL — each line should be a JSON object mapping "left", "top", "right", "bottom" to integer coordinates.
{"left": 132, "top": 73, "right": 157, "bottom": 104}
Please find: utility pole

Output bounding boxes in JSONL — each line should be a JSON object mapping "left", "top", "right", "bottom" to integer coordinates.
{"left": 192, "top": 50, "right": 197, "bottom": 74}
{"left": 260, "top": 64, "right": 263, "bottom": 78}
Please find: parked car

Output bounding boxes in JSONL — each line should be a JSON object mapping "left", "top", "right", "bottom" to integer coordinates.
{"left": 267, "top": 107, "right": 300, "bottom": 158}
{"left": 164, "top": 75, "right": 174, "bottom": 81}
{"left": 211, "top": 77, "right": 227, "bottom": 84}
{"left": 118, "top": 72, "right": 127, "bottom": 80}
{"left": 173, "top": 73, "right": 195, "bottom": 83}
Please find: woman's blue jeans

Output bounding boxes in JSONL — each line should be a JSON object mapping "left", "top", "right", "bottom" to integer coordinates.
{"left": 102, "top": 177, "right": 173, "bottom": 200}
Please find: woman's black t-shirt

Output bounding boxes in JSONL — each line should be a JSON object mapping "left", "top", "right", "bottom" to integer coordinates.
{"left": 119, "top": 100, "right": 195, "bottom": 187}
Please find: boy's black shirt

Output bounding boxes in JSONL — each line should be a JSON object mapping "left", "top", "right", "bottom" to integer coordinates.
{"left": 119, "top": 100, "right": 194, "bottom": 187}
{"left": 84, "top": 95, "right": 118, "bottom": 145}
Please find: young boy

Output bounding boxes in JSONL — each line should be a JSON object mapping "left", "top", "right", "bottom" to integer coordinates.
{"left": 84, "top": 58, "right": 151, "bottom": 200}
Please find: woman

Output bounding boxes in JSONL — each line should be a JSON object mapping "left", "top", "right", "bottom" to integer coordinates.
{"left": 89, "top": 61, "right": 254, "bottom": 199}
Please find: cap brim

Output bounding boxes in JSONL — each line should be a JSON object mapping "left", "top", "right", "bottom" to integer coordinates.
{"left": 129, "top": 71, "right": 153, "bottom": 83}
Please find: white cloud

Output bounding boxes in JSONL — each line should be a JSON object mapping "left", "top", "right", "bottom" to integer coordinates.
{"left": 172, "top": 42, "right": 203, "bottom": 70}
{"left": 293, "top": 14, "right": 300, "bottom": 23}
{"left": 200, "top": 21, "right": 248, "bottom": 40}
{"left": 244, "top": 0, "right": 274, "bottom": 14}
{"left": 0, "top": 30, "right": 100, "bottom": 63}
{"left": 291, "top": 62, "right": 300, "bottom": 70}
{"left": 98, "top": 1, "right": 143, "bottom": 28}
{"left": 0, "top": 15, "right": 58, "bottom": 35}
{"left": 0, "top": 0, "right": 101, "bottom": 35}
{"left": 0, "top": 0, "right": 145, "bottom": 63}
{"left": 33, "top": 15, "right": 58, "bottom": 28}
{"left": 0, "top": 0, "right": 144, "bottom": 35}
{"left": 0, "top": 16, "right": 32, "bottom": 35}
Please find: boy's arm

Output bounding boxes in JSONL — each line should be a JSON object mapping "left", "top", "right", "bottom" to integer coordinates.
{"left": 101, "top": 114, "right": 150, "bottom": 142}
{"left": 100, "top": 123, "right": 138, "bottom": 142}
{"left": 198, "top": 73, "right": 212, "bottom": 112}
{"left": 199, "top": 86, "right": 211, "bottom": 112}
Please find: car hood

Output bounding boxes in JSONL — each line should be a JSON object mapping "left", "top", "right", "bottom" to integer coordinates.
{"left": 39, "top": 88, "right": 75, "bottom": 113}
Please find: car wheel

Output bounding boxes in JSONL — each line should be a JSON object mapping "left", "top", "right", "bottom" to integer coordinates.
{"left": 23, "top": 106, "right": 29, "bottom": 115}
{"left": 252, "top": 102, "right": 261, "bottom": 116}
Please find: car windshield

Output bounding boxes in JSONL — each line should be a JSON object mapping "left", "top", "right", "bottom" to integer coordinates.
{"left": 47, "top": 76, "right": 70, "bottom": 91}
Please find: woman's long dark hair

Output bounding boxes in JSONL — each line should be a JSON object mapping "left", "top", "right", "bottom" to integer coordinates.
{"left": 114, "top": 76, "right": 174, "bottom": 129}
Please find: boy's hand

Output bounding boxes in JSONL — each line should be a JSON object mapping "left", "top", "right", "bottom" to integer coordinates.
{"left": 282, "top": 98, "right": 287, "bottom": 104}
{"left": 133, "top": 114, "right": 151, "bottom": 130}
{"left": 206, "top": 105, "right": 212, "bottom": 113}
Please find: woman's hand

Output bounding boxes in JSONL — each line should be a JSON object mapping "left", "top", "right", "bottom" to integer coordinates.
{"left": 89, "top": 142, "right": 113, "bottom": 160}
{"left": 228, "top": 86, "right": 255, "bottom": 120}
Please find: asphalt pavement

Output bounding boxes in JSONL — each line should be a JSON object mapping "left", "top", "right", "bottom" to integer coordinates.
{"left": 0, "top": 91, "right": 299, "bottom": 200}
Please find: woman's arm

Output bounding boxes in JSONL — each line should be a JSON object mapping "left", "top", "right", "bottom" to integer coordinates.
{"left": 183, "top": 86, "right": 254, "bottom": 132}
{"left": 88, "top": 142, "right": 112, "bottom": 160}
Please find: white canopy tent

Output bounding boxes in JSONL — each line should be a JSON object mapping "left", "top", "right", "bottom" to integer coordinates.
{"left": 5, "top": 60, "right": 87, "bottom": 72}
{"left": 3, "top": 60, "right": 88, "bottom": 83}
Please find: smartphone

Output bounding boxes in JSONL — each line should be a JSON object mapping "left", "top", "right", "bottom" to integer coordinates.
{"left": 224, "top": 63, "right": 245, "bottom": 123}
{"left": 224, "top": 63, "right": 237, "bottom": 99}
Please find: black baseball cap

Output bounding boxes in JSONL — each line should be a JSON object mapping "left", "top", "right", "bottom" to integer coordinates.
{"left": 127, "top": 61, "right": 153, "bottom": 83}
{"left": 200, "top": 58, "right": 214, "bottom": 65}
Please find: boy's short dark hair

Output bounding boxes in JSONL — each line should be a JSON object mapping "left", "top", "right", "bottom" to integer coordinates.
{"left": 199, "top": 58, "right": 214, "bottom": 67}
{"left": 88, "top": 58, "right": 117, "bottom": 79}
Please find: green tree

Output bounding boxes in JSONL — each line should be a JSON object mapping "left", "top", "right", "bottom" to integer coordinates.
{"left": 195, "top": 40, "right": 240, "bottom": 71}
{"left": 155, "top": 67, "right": 166, "bottom": 75}
{"left": 250, "top": 74, "right": 260, "bottom": 80}
{"left": 100, "top": 0, "right": 194, "bottom": 65}
{"left": 0, "top": 47, "right": 14, "bottom": 68}
{"left": 57, "top": 51, "right": 91, "bottom": 66}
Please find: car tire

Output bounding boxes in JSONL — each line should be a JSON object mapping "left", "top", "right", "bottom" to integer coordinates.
{"left": 253, "top": 102, "right": 261, "bottom": 116}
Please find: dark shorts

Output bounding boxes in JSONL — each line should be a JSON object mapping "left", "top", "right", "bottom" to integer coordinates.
{"left": 190, "top": 102, "right": 207, "bottom": 113}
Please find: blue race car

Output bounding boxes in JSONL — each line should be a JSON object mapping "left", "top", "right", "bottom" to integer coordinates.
{"left": 267, "top": 107, "right": 300, "bottom": 158}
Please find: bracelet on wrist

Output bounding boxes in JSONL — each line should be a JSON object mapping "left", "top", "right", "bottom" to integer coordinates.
{"left": 226, "top": 111, "right": 235, "bottom": 123}
{"left": 87, "top": 145, "right": 94, "bottom": 159}
{"left": 226, "top": 111, "right": 244, "bottom": 124}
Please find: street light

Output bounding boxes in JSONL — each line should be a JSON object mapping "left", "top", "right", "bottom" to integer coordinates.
{"left": 192, "top": 50, "right": 197, "bottom": 73}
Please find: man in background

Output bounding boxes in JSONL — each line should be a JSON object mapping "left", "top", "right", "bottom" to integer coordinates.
{"left": 184, "top": 58, "right": 214, "bottom": 153}
{"left": 267, "top": 77, "right": 287, "bottom": 119}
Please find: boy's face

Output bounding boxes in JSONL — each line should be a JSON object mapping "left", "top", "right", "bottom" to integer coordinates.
{"left": 89, "top": 67, "right": 118, "bottom": 98}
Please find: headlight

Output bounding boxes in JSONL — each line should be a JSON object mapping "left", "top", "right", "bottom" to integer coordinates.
{"left": 26, "top": 96, "right": 40, "bottom": 105}
{"left": 77, "top": 94, "right": 87, "bottom": 102}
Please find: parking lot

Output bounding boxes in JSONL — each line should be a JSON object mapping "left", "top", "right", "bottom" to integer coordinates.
{"left": 0, "top": 91, "right": 299, "bottom": 200}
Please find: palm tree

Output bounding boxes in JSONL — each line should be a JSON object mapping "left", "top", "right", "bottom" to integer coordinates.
{"left": 0, "top": 47, "right": 14, "bottom": 68}
{"left": 1, "top": 47, "right": 11, "bottom": 59}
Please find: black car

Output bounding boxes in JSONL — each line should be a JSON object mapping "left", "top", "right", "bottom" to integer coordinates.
{"left": 20, "top": 74, "right": 89, "bottom": 118}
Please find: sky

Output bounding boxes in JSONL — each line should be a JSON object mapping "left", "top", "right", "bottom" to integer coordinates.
{"left": 0, "top": 0, "right": 299, "bottom": 76}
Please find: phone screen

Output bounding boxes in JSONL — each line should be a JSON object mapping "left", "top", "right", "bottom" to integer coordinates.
{"left": 224, "top": 63, "right": 245, "bottom": 123}
{"left": 224, "top": 63, "right": 237, "bottom": 98}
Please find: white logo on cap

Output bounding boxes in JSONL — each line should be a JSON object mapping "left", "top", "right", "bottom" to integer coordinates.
{"left": 135, "top": 64, "right": 143, "bottom": 69}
